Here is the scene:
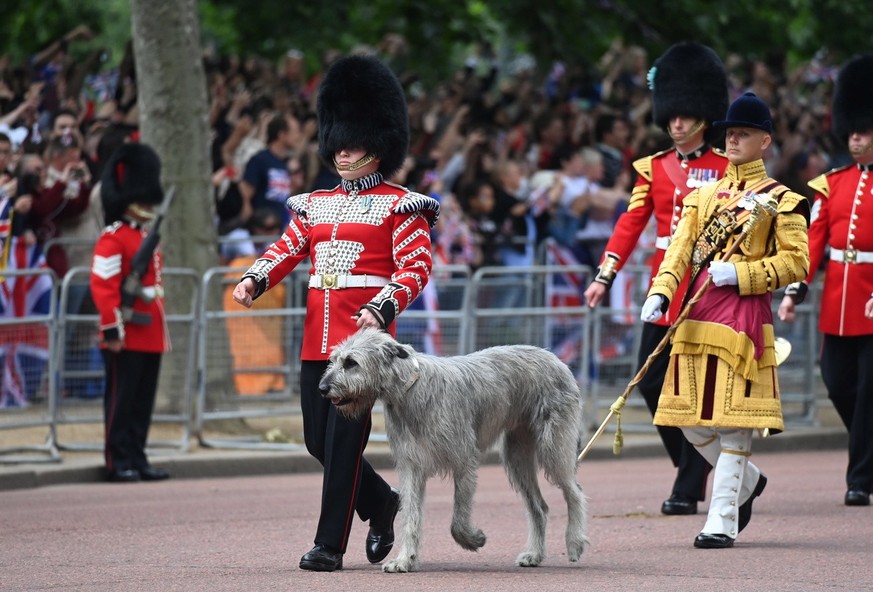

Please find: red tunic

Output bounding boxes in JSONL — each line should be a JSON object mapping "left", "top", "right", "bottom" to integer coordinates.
{"left": 599, "top": 146, "right": 728, "bottom": 325}
{"left": 90, "top": 221, "right": 170, "bottom": 353}
{"left": 807, "top": 164, "right": 873, "bottom": 336}
{"left": 244, "top": 174, "right": 438, "bottom": 360}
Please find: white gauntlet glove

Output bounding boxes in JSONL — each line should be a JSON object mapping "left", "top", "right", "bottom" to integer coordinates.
{"left": 641, "top": 295, "right": 666, "bottom": 323}
{"left": 708, "top": 261, "right": 738, "bottom": 286}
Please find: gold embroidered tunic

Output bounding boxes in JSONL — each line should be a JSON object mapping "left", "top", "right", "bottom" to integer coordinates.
{"left": 647, "top": 159, "right": 810, "bottom": 431}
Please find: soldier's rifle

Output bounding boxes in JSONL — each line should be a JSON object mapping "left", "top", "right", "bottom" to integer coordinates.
{"left": 120, "top": 186, "right": 175, "bottom": 324}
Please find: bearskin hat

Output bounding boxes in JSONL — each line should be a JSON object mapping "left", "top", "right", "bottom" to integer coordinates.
{"left": 832, "top": 53, "right": 873, "bottom": 141}
{"left": 650, "top": 42, "right": 729, "bottom": 144}
{"left": 317, "top": 54, "right": 409, "bottom": 178}
{"left": 100, "top": 143, "right": 163, "bottom": 224}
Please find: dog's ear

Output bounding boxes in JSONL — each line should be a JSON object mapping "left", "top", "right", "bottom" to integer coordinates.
{"left": 392, "top": 343, "right": 410, "bottom": 359}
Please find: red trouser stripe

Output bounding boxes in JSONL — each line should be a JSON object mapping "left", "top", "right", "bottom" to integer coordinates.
{"left": 340, "top": 405, "right": 373, "bottom": 550}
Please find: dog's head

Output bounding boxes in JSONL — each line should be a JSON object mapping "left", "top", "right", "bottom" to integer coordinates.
{"left": 318, "top": 327, "right": 415, "bottom": 418}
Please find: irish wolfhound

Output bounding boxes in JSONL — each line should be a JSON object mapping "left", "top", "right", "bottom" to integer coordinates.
{"left": 318, "top": 327, "right": 589, "bottom": 573}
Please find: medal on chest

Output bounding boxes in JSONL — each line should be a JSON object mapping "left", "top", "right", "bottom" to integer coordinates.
{"left": 359, "top": 195, "right": 372, "bottom": 214}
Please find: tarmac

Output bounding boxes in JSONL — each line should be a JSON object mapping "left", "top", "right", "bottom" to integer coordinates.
{"left": 2, "top": 421, "right": 871, "bottom": 592}
{"left": 0, "top": 402, "right": 863, "bottom": 591}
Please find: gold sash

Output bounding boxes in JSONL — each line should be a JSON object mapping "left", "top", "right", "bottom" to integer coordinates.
{"left": 690, "top": 178, "right": 781, "bottom": 278}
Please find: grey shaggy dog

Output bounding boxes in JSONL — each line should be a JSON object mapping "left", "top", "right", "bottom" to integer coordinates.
{"left": 318, "top": 327, "right": 589, "bottom": 573}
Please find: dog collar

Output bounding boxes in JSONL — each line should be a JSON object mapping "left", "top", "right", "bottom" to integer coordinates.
{"left": 402, "top": 356, "right": 420, "bottom": 392}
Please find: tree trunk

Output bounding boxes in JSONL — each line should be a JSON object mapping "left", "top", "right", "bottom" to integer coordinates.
{"left": 130, "top": 0, "right": 235, "bottom": 431}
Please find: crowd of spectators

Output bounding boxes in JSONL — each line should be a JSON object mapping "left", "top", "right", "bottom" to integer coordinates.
{"left": 0, "top": 27, "right": 850, "bottom": 288}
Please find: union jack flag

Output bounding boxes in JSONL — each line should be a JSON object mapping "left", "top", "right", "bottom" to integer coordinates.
{"left": 544, "top": 241, "right": 587, "bottom": 370}
{"left": 544, "top": 241, "right": 586, "bottom": 310}
{"left": 0, "top": 200, "right": 53, "bottom": 407}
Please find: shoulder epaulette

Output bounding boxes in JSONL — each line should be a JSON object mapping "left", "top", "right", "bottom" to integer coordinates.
{"left": 632, "top": 151, "right": 663, "bottom": 182}
{"left": 807, "top": 174, "right": 829, "bottom": 198}
{"left": 809, "top": 164, "right": 853, "bottom": 197}
{"left": 285, "top": 193, "right": 311, "bottom": 218}
{"left": 812, "top": 164, "right": 854, "bottom": 198}
{"left": 711, "top": 147, "right": 728, "bottom": 157}
{"left": 392, "top": 191, "right": 441, "bottom": 227}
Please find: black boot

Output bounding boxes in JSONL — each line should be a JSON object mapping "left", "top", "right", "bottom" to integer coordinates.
{"left": 366, "top": 488, "right": 400, "bottom": 563}
{"left": 299, "top": 544, "right": 343, "bottom": 572}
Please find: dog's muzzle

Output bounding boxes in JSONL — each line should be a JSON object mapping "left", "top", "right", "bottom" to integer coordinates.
{"left": 319, "top": 381, "right": 353, "bottom": 407}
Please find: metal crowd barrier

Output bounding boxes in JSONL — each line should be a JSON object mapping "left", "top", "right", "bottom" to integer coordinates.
{"left": 467, "top": 264, "right": 595, "bottom": 427}
{"left": 195, "top": 265, "right": 308, "bottom": 450}
{"left": 53, "top": 266, "right": 200, "bottom": 454}
{"left": 2, "top": 248, "right": 829, "bottom": 463}
{"left": 194, "top": 263, "right": 473, "bottom": 450}
{"left": 0, "top": 268, "right": 61, "bottom": 463}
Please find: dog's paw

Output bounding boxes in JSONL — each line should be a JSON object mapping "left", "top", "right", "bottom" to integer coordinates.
{"left": 383, "top": 556, "right": 416, "bottom": 573}
{"left": 516, "top": 550, "right": 544, "bottom": 567}
{"left": 451, "top": 525, "right": 486, "bottom": 551}
{"left": 566, "top": 535, "right": 590, "bottom": 562}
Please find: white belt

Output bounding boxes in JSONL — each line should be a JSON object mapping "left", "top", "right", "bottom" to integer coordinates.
{"left": 655, "top": 236, "right": 671, "bottom": 250}
{"left": 830, "top": 247, "right": 873, "bottom": 264}
{"left": 140, "top": 285, "right": 164, "bottom": 300}
{"left": 308, "top": 274, "right": 391, "bottom": 289}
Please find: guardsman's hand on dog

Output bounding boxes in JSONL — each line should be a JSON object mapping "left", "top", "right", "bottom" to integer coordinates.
{"left": 354, "top": 308, "right": 380, "bottom": 329}
{"left": 232, "top": 278, "right": 255, "bottom": 308}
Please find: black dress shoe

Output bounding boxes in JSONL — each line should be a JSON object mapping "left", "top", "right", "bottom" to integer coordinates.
{"left": 661, "top": 495, "right": 698, "bottom": 515}
{"left": 694, "top": 533, "right": 734, "bottom": 549}
{"left": 366, "top": 487, "right": 400, "bottom": 563}
{"left": 106, "top": 468, "right": 140, "bottom": 483}
{"left": 138, "top": 466, "right": 170, "bottom": 481}
{"left": 299, "top": 544, "right": 343, "bottom": 572}
{"left": 845, "top": 486, "right": 870, "bottom": 506}
{"left": 738, "top": 473, "right": 767, "bottom": 533}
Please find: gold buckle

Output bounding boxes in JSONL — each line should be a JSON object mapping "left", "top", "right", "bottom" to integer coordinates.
{"left": 322, "top": 273, "right": 337, "bottom": 288}
{"left": 844, "top": 248, "right": 857, "bottom": 263}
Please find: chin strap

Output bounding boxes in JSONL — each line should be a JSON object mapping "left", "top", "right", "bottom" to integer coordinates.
{"left": 669, "top": 119, "right": 706, "bottom": 143}
{"left": 334, "top": 153, "right": 377, "bottom": 172}
{"left": 851, "top": 144, "right": 873, "bottom": 157}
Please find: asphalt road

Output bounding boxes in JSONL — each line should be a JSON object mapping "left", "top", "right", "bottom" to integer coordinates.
{"left": 2, "top": 448, "right": 871, "bottom": 592}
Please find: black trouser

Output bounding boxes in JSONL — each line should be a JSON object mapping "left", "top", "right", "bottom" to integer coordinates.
{"left": 102, "top": 350, "right": 161, "bottom": 472}
{"left": 821, "top": 333, "right": 873, "bottom": 491}
{"left": 637, "top": 323, "right": 711, "bottom": 501}
{"left": 300, "top": 360, "right": 393, "bottom": 553}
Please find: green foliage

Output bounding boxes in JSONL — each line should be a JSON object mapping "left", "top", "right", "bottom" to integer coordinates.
{"left": 2, "top": 0, "right": 872, "bottom": 87}
{"left": 0, "top": 0, "right": 130, "bottom": 66}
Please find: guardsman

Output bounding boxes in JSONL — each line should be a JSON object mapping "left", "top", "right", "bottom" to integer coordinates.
{"left": 779, "top": 53, "right": 873, "bottom": 507}
{"left": 584, "top": 42, "right": 729, "bottom": 516}
{"left": 233, "top": 55, "right": 439, "bottom": 571}
{"left": 90, "top": 143, "right": 170, "bottom": 483}
{"left": 642, "top": 92, "right": 809, "bottom": 548}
